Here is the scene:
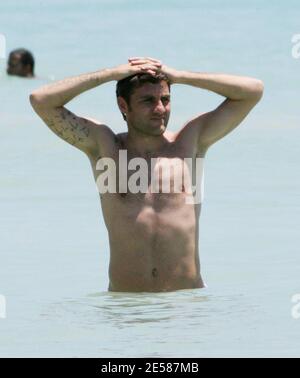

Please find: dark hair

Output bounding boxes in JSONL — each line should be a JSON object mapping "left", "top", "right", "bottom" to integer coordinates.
{"left": 9, "top": 48, "right": 35, "bottom": 73}
{"left": 116, "top": 73, "right": 171, "bottom": 105}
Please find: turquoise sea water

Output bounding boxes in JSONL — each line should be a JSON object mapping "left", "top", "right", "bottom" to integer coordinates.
{"left": 0, "top": 0, "right": 300, "bottom": 357}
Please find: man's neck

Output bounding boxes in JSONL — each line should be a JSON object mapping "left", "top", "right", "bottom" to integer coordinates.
{"left": 125, "top": 129, "right": 170, "bottom": 156}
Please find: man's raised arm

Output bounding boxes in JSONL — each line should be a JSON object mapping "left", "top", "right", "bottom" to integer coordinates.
{"left": 29, "top": 62, "right": 160, "bottom": 156}
{"left": 167, "top": 69, "right": 264, "bottom": 152}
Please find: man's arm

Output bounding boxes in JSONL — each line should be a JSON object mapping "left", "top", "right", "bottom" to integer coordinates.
{"left": 127, "top": 58, "right": 264, "bottom": 154}
{"left": 29, "top": 62, "right": 160, "bottom": 156}
{"left": 168, "top": 70, "right": 264, "bottom": 153}
{"left": 30, "top": 70, "right": 116, "bottom": 157}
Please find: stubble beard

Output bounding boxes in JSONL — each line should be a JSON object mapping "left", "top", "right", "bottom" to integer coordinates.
{"left": 130, "top": 119, "right": 167, "bottom": 137}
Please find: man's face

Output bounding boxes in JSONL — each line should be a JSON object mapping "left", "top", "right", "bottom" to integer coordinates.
{"left": 125, "top": 81, "right": 171, "bottom": 136}
{"left": 7, "top": 54, "right": 30, "bottom": 77}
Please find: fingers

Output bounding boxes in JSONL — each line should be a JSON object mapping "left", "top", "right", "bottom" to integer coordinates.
{"left": 129, "top": 56, "right": 161, "bottom": 63}
{"left": 127, "top": 57, "right": 162, "bottom": 76}
{"left": 139, "top": 65, "right": 158, "bottom": 76}
{"left": 128, "top": 57, "right": 162, "bottom": 67}
{"left": 130, "top": 61, "right": 162, "bottom": 69}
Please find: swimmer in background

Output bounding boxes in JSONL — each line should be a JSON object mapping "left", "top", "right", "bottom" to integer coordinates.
{"left": 7, "top": 48, "right": 35, "bottom": 78}
{"left": 5, "top": 48, "right": 55, "bottom": 81}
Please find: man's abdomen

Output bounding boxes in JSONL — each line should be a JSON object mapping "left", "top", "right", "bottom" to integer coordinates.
{"left": 106, "top": 201, "right": 203, "bottom": 292}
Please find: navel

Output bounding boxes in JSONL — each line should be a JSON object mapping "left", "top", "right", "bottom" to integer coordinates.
{"left": 152, "top": 268, "right": 158, "bottom": 278}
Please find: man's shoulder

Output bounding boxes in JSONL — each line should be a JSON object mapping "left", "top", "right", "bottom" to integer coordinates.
{"left": 115, "top": 132, "right": 128, "bottom": 148}
{"left": 80, "top": 118, "right": 119, "bottom": 158}
{"left": 116, "top": 131, "right": 127, "bottom": 139}
{"left": 171, "top": 124, "right": 208, "bottom": 158}
{"left": 84, "top": 118, "right": 116, "bottom": 141}
{"left": 84, "top": 117, "right": 113, "bottom": 133}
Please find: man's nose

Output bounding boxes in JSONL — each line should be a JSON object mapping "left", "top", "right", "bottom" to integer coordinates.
{"left": 154, "top": 100, "right": 166, "bottom": 114}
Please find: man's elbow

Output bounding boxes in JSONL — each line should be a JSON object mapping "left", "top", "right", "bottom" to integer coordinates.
{"left": 29, "top": 92, "right": 43, "bottom": 111}
{"left": 29, "top": 92, "right": 53, "bottom": 114}
{"left": 248, "top": 79, "right": 264, "bottom": 102}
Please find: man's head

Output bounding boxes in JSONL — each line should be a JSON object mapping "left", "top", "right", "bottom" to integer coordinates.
{"left": 7, "top": 48, "right": 35, "bottom": 78}
{"left": 116, "top": 73, "right": 171, "bottom": 136}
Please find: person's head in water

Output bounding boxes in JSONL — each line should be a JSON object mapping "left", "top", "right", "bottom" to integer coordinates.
{"left": 116, "top": 73, "right": 171, "bottom": 136}
{"left": 7, "top": 48, "right": 35, "bottom": 78}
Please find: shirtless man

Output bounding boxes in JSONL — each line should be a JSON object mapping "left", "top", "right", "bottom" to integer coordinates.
{"left": 29, "top": 57, "right": 264, "bottom": 292}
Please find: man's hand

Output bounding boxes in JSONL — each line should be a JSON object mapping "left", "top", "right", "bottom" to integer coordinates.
{"left": 112, "top": 58, "right": 162, "bottom": 81}
{"left": 127, "top": 57, "right": 179, "bottom": 84}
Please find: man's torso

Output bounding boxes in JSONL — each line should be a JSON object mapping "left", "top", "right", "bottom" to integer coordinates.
{"left": 89, "top": 130, "right": 205, "bottom": 292}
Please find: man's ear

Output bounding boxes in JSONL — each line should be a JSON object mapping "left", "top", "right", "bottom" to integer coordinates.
{"left": 117, "top": 96, "right": 129, "bottom": 118}
{"left": 24, "top": 64, "right": 33, "bottom": 77}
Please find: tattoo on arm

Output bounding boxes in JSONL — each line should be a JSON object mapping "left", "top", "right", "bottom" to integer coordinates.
{"left": 44, "top": 108, "right": 92, "bottom": 148}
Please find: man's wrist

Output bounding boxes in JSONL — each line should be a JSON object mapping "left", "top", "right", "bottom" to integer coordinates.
{"left": 106, "top": 65, "right": 139, "bottom": 82}
{"left": 170, "top": 70, "right": 182, "bottom": 84}
{"left": 94, "top": 68, "right": 117, "bottom": 84}
{"left": 163, "top": 68, "right": 190, "bottom": 85}
{"left": 169, "top": 70, "right": 192, "bottom": 85}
